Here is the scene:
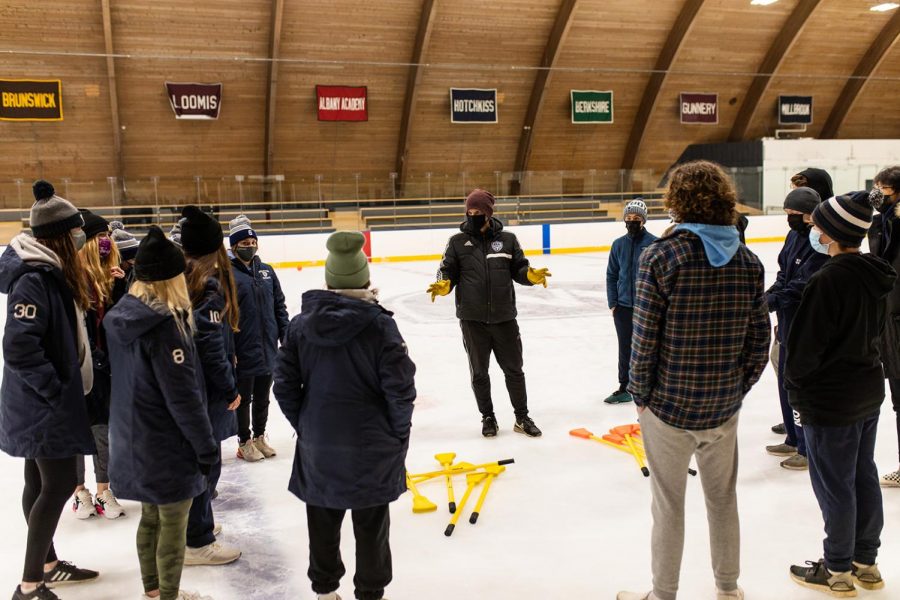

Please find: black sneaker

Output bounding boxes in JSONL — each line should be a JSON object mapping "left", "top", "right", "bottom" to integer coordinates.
{"left": 790, "top": 559, "right": 856, "bottom": 597}
{"left": 514, "top": 417, "right": 542, "bottom": 438}
{"left": 13, "top": 584, "right": 59, "bottom": 599}
{"left": 772, "top": 422, "right": 786, "bottom": 435}
{"left": 481, "top": 415, "right": 498, "bottom": 437}
{"left": 43, "top": 561, "right": 99, "bottom": 587}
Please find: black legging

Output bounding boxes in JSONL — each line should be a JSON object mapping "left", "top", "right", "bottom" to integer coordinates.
{"left": 21, "top": 457, "right": 78, "bottom": 583}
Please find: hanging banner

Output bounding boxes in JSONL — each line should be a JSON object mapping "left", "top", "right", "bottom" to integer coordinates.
{"left": 570, "top": 90, "right": 613, "bottom": 124}
{"left": 0, "top": 79, "right": 63, "bottom": 121}
{"left": 680, "top": 93, "right": 718, "bottom": 124}
{"left": 166, "top": 82, "right": 222, "bottom": 120}
{"left": 450, "top": 88, "right": 498, "bottom": 123}
{"left": 778, "top": 95, "right": 813, "bottom": 125}
{"left": 316, "top": 85, "right": 368, "bottom": 121}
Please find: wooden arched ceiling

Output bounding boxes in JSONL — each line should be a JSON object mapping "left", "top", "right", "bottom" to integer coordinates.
{"left": 840, "top": 34, "right": 900, "bottom": 138}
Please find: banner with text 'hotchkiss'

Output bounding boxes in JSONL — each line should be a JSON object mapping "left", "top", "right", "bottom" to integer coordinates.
{"left": 450, "top": 88, "right": 498, "bottom": 123}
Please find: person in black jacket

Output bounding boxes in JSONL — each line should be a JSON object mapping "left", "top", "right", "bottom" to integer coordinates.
{"left": 109, "top": 220, "right": 139, "bottom": 300}
{"left": 764, "top": 186, "right": 828, "bottom": 471}
{"left": 274, "top": 231, "right": 415, "bottom": 600}
{"left": 428, "top": 189, "right": 550, "bottom": 438}
{"left": 179, "top": 206, "right": 243, "bottom": 567}
{"left": 866, "top": 165, "right": 900, "bottom": 488}
{"left": 106, "top": 226, "right": 218, "bottom": 600}
{"left": 0, "top": 180, "right": 99, "bottom": 600}
{"left": 785, "top": 192, "right": 895, "bottom": 597}
{"left": 228, "top": 215, "right": 289, "bottom": 463}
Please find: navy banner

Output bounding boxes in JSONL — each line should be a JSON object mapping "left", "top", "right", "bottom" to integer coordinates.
{"left": 450, "top": 88, "right": 497, "bottom": 123}
{"left": 778, "top": 95, "right": 813, "bottom": 125}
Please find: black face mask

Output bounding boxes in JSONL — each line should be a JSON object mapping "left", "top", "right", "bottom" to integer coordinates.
{"left": 787, "top": 214, "right": 808, "bottom": 232}
{"left": 467, "top": 214, "right": 487, "bottom": 231}
{"left": 625, "top": 221, "right": 643, "bottom": 236}
{"left": 235, "top": 246, "right": 258, "bottom": 262}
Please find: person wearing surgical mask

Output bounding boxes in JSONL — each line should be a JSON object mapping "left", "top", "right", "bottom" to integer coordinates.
{"left": 763, "top": 187, "right": 829, "bottom": 471}
{"left": 866, "top": 165, "right": 900, "bottom": 488}
{"left": 228, "top": 215, "right": 289, "bottom": 464}
{"left": 605, "top": 199, "right": 657, "bottom": 404}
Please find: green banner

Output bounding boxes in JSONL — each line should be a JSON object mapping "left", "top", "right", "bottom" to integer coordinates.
{"left": 571, "top": 90, "right": 613, "bottom": 124}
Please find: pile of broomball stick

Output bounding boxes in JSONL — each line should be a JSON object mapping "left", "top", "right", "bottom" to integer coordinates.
{"left": 405, "top": 453, "right": 514, "bottom": 536}
{"left": 570, "top": 423, "right": 698, "bottom": 477}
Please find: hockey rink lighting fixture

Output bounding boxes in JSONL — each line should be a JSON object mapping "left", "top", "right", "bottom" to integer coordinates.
{"left": 871, "top": 3, "right": 899, "bottom": 11}
{"left": 750, "top": 0, "right": 778, "bottom": 5}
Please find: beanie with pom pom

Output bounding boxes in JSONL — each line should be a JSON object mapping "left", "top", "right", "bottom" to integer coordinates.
{"left": 29, "top": 180, "right": 84, "bottom": 239}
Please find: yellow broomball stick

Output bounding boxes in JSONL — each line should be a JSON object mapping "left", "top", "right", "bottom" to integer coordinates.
{"left": 434, "top": 452, "right": 457, "bottom": 513}
{"left": 406, "top": 473, "right": 437, "bottom": 513}
{"left": 444, "top": 472, "right": 487, "bottom": 537}
{"left": 469, "top": 464, "right": 505, "bottom": 524}
{"left": 409, "top": 459, "right": 515, "bottom": 482}
{"left": 623, "top": 433, "right": 650, "bottom": 477}
{"left": 570, "top": 428, "right": 638, "bottom": 455}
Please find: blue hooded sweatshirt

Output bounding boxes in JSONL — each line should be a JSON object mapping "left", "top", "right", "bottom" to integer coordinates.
{"left": 675, "top": 223, "right": 741, "bottom": 267}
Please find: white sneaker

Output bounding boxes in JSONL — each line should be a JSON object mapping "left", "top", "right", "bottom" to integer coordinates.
{"left": 72, "top": 489, "right": 96, "bottom": 519}
{"left": 253, "top": 435, "right": 277, "bottom": 458}
{"left": 213, "top": 523, "right": 222, "bottom": 536}
{"left": 183, "top": 542, "right": 241, "bottom": 566}
{"left": 317, "top": 594, "right": 341, "bottom": 600}
{"left": 96, "top": 489, "right": 125, "bottom": 519}
{"left": 717, "top": 587, "right": 744, "bottom": 599}
{"left": 880, "top": 469, "right": 900, "bottom": 487}
{"left": 237, "top": 439, "right": 264, "bottom": 462}
{"left": 177, "top": 591, "right": 213, "bottom": 600}
{"left": 616, "top": 593, "right": 652, "bottom": 600}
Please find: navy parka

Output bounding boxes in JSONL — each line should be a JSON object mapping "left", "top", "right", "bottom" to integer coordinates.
{"left": 766, "top": 227, "right": 829, "bottom": 342}
{"left": 273, "top": 290, "right": 416, "bottom": 510}
{"left": 607, "top": 228, "right": 657, "bottom": 309}
{"left": 231, "top": 255, "right": 289, "bottom": 377}
{"left": 194, "top": 278, "right": 239, "bottom": 441}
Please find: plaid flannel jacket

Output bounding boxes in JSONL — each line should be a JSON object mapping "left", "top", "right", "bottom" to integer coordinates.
{"left": 627, "top": 230, "right": 771, "bottom": 430}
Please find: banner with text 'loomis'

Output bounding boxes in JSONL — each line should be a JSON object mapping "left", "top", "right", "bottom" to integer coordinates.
{"left": 166, "top": 82, "right": 222, "bottom": 120}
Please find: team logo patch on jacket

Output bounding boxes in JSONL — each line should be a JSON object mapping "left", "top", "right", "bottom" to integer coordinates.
{"left": 491, "top": 241, "right": 503, "bottom": 252}
{"left": 260, "top": 270, "right": 271, "bottom": 279}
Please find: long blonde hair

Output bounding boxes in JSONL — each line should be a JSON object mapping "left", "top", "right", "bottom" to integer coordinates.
{"left": 80, "top": 234, "right": 121, "bottom": 306}
{"left": 129, "top": 274, "right": 195, "bottom": 342}
{"left": 184, "top": 245, "right": 240, "bottom": 332}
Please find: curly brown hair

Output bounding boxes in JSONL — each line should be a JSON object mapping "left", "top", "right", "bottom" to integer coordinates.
{"left": 665, "top": 160, "right": 738, "bottom": 226}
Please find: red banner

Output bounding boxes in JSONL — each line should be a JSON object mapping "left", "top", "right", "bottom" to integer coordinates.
{"left": 316, "top": 85, "right": 368, "bottom": 122}
{"left": 680, "top": 92, "right": 718, "bottom": 124}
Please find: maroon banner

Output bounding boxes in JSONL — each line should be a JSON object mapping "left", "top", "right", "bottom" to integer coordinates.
{"left": 316, "top": 85, "right": 368, "bottom": 122}
{"left": 680, "top": 93, "right": 718, "bottom": 124}
{"left": 166, "top": 82, "right": 222, "bottom": 120}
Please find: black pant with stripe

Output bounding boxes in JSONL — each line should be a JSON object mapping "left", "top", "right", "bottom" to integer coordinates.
{"left": 460, "top": 318, "right": 529, "bottom": 420}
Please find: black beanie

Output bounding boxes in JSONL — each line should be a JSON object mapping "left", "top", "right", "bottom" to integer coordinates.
{"left": 179, "top": 205, "right": 223, "bottom": 257}
{"left": 784, "top": 187, "right": 821, "bottom": 215}
{"left": 80, "top": 210, "right": 109, "bottom": 240}
{"left": 134, "top": 226, "right": 186, "bottom": 282}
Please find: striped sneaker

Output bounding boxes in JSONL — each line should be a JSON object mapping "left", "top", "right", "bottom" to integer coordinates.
{"left": 43, "top": 560, "right": 99, "bottom": 586}
{"left": 880, "top": 469, "right": 900, "bottom": 488}
{"left": 13, "top": 584, "right": 59, "bottom": 599}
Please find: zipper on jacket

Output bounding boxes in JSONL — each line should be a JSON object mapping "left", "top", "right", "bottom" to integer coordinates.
{"left": 483, "top": 232, "right": 492, "bottom": 324}
{"left": 253, "top": 259, "right": 270, "bottom": 367}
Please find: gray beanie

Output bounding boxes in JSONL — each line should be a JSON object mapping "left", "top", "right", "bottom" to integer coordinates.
{"left": 784, "top": 187, "right": 821, "bottom": 215}
{"left": 229, "top": 214, "right": 257, "bottom": 246}
{"left": 325, "top": 231, "right": 369, "bottom": 289}
{"left": 110, "top": 221, "right": 139, "bottom": 260}
{"left": 29, "top": 180, "right": 84, "bottom": 239}
{"left": 624, "top": 199, "right": 648, "bottom": 222}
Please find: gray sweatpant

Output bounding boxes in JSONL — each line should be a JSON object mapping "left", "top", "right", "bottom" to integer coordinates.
{"left": 76, "top": 424, "right": 110, "bottom": 485}
{"left": 640, "top": 409, "right": 740, "bottom": 600}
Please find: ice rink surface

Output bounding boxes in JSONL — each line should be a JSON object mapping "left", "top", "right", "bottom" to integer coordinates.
{"left": 1, "top": 241, "right": 898, "bottom": 600}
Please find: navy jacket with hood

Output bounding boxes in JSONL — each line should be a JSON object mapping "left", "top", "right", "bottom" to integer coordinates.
{"left": 194, "top": 278, "right": 239, "bottom": 441}
{"left": 607, "top": 228, "right": 657, "bottom": 309}
{"left": 231, "top": 255, "right": 289, "bottom": 377}
{"left": 273, "top": 290, "right": 416, "bottom": 510}
{"left": 765, "top": 226, "right": 829, "bottom": 342}
{"left": 105, "top": 295, "right": 218, "bottom": 505}
{"left": 0, "top": 235, "right": 95, "bottom": 459}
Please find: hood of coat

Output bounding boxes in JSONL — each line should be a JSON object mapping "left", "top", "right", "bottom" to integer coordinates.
{"left": 0, "top": 233, "right": 61, "bottom": 293}
{"left": 797, "top": 168, "right": 834, "bottom": 203}
{"left": 104, "top": 294, "right": 177, "bottom": 345}
{"left": 830, "top": 253, "right": 897, "bottom": 300}
{"left": 674, "top": 223, "right": 741, "bottom": 268}
{"left": 460, "top": 216, "right": 504, "bottom": 237}
{"left": 299, "top": 289, "right": 386, "bottom": 347}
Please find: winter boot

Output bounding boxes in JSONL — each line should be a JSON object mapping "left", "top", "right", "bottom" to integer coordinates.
{"left": 183, "top": 542, "right": 241, "bottom": 566}
{"left": 880, "top": 469, "right": 900, "bottom": 487}
{"left": 43, "top": 560, "right": 99, "bottom": 586}
{"left": 72, "top": 489, "right": 96, "bottom": 520}
{"left": 12, "top": 584, "right": 58, "bottom": 600}
{"left": 513, "top": 416, "right": 542, "bottom": 438}
{"left": 851, "top": 561, "right": 884, "bottom": 590}
{"left": 772, "top": 422, "right": 786, "bottom": 435}
{"left": 604, "top": 388, "right": 632, "bottom": 404}
{"left": 781, "top": 454, "right": 809, "bottom": 471}
{"left": 790, "top": 559, "right": 857, "bottom": 597}
{"left": 95, "top": 489, "right": 125, "bottom": 519}
{"left": 253, "top": 435, "right": 276, "bottom": 458}
{"left": 766, "top": 443, "right": 797, "bottom": 457}
{"left": 481, "top": 415, "right": 498, "bottom": 438}
{"left": 237, "top": 439, "right": 264, "bottom": 462}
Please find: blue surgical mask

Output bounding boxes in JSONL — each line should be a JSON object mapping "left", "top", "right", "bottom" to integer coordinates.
{"left": 809, "top": 228, "right": 831, "bottom": 255}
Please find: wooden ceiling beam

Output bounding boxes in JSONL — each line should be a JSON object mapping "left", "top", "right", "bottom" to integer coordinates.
{"left": 100, "top": 0, "right": 124, "bottom": 199}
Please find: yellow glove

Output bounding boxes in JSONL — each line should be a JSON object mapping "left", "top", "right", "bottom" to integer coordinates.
{"left": 427, "top": 280, "right": 452, "bottom": 302}
{"left": 527, "top": 267, "right": 552, "bottom": 288}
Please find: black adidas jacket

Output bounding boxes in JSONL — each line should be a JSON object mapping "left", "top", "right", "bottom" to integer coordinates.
{"left": 437, "top": 217, "right": 532, "bottom": 324}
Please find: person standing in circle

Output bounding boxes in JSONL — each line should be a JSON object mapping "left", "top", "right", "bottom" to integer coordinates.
{"left": 605, "top": 199, "right": 657, "bottom": 404}
{"left": 228, "top": 215, "right": 289, "bottom": 462}
{"left": 0, "top": 180, "right": 100, "bottom": 600}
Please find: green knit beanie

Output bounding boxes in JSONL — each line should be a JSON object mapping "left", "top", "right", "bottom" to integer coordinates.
{"left": 325, "top": 231, "right": 369, "bottom": 289}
